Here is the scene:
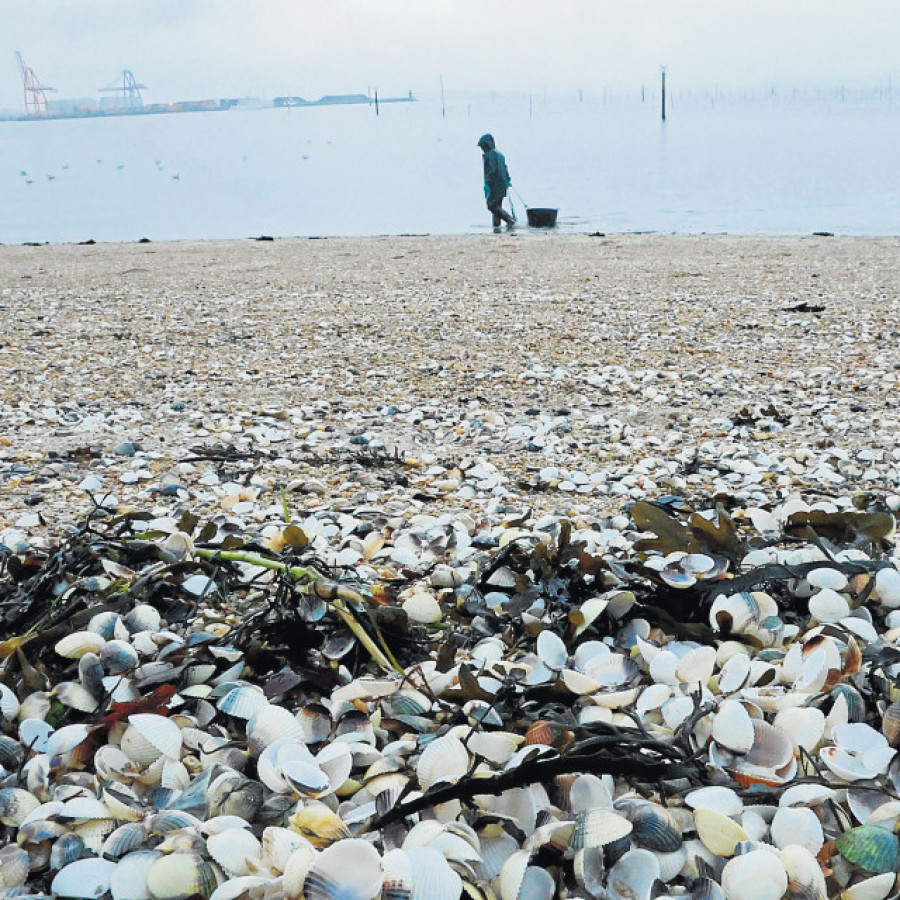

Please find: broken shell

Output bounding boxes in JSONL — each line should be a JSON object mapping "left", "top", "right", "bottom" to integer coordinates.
{"left": 835, "top": 825, "right": 900, "bottom": 874}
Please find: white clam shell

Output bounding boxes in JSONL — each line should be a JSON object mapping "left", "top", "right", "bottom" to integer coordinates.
{"left": 51, "top": 858, "right": 118, "bottom": 899}
{"left": 56, "top": 631, "right": 107, "bottom": 659}
{"left": 416, "top": 734, "right": 469, "bottom": 790}
{"left": 717, "top": 652, "right": 752, "bottom": 694}
{"left": 675, "top": 645, "right": 716, "bottom": 688}
{"left": 536, "top": 629, "right": 568, "bottom": 671}
{"left": 770, "top": 807, "right": 824, "bottom": 854}
{"left": 127, "top": 713, "right": 183, "bottom": 760}
{"left": 721, "top": 849, "right": 787, "bottom": 900}
{"left": 875, "top": 566, "right": 900, "bottom": 607}
{"left": 206, "top": 828, "right": 263, "bottom": 876}
{"left": 407, "top": 845, "right": 461, "bottom": 900}
{"left": 685, "top": 786, "right": 743, "bottom": 818}
{"left": 841, "top": 872, "right": 897, "bottom": 900}
{"left": 607, "top": 848, "right": 661, "bottom": 900}
{"left": 808, "top": 587, "right": 851, "bottom": 624}
{"left": 401, "top": 592, "right": 443, "bottom": 624}
{"left": 712, "top": 700, "right": 755, "bottom": 753}
{"left": 773, "top": 706, "right": 826, "bottom": 752}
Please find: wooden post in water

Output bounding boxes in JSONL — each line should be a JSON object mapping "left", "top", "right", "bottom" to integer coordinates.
{"left": 374, "top": 90, "right": 379, "bottom": 115}
{"left": 440, "top": 75, "right": 445, "bottom": 118}
{"left": 661, "top": 67, "right": 667, "bottom": 121}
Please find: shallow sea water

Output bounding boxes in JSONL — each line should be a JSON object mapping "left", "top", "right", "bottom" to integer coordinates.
{"left": 1, "top": 91, "right": 898, "bottom": 243}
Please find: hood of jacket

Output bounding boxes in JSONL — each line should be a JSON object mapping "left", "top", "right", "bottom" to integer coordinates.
{"left": 477, "top": 134, "right": 495, "bottom": 152}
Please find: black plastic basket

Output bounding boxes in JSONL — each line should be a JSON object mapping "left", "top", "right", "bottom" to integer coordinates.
{"left": 526, "top": 207, "right": 558, "bottom": 228}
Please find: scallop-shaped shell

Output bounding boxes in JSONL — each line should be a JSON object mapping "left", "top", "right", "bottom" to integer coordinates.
{"left": 206, "top": 828, "right": 263, "bottom": 877}
{"left": 214, "top": 683, "right": 269, "bottom": 720}
{"left": 55, "top": 681, "right": 100, "bottom": 713}
{"left": 381, "top": 847, "right": 413, "bottom": 900}
{"left": 46, "top": 723, "right": 92, "bottom": 756}
{"left": 571, "top": 809, "right": 632, "bottom": 850}
{"left": 607, "top": 848, "right": 661, "bottom": 900}
{"left": 712, "top": 700, "right": 755, "bottom": 753}
{"left": 807, "top": 567, "right": 849, "bottom": 591}
{"left": 247, "top": 704, "right": 306, "bottom": 755}
{"left": 467, "top": 731, "right": 522, "bottom": 765}
{"left": 709, "top": 592, "right": 760, "bottom": 634}
{"left": 56, "top": 631, "right": 106, "bottom": 659}
{"left": 536, "top": 630, "right": 568, "bottom": 671}
{"left": 779, "top": 844, "right": 827, "bottom": 900}
{"left": 146, "top": 851, "right": 217, "bottom": 900}
{"left": 109, "top": 849, "right": 163, "bottom": 900}
{"left": 125, "top": 714, "right": 183, "bottom": 761}
{"left": 0, "top": 845, "right": 30, "bottom": 888}
{"left": 809, "top": 588, "right": 851, "bottom": 624}
{"left": 624, "top": 802, "right": 682, "bottom": 852}
{"left": 208, "top": 877, "right": 271, "bottom": 900}
{"left": 675, "top": 646, "right": 716, "bottom": 688}
{"left": 500, "top": 850, "right": 554, "bottom": 900}
{"left": 0, "top": 683, "right": 21, "bottom": 721}
{"left": 416, "top": 735, "right": 469, "bottom": 790}
{"left": 721, "top": 849, "right": 787, "bottom": 900}
{"left": 50, "top": 832, "right": 86, "bottom": 871}
{"left": 568, "top": 773, "right": 614, "bottom": 814}
{"left": 101, "top": 640, "right": 140, "bottom": 674}
{"left": 261, "top": 827, "right": 311, "bottom": 875}
{"left": 102, "top": 822, "right": 150, "bottom": 859}
{"left": 288, "top": 801, "right": 351, "bottom": 848}
{"left": 0, "top": 787, "right": 41, "bottom": 826}
{"left": 835, "top": 825, "right": 900, "bottom": 874}
{"left": 745, "top": 719, "right": 794, "bottom": 769}
{"left": 693, "top": 808, "right": 748, "bottom": 857}
{"left": 874, "top": 567, "right": 900, "bottom": 608}
{"left": 401, "top": 592, "right": 443, "bottom": 624}
{"left": 773, "top": 707, "right": 825, "bottom": 753}
{"left": 770, "top": 807, "right": 824, "bottom": 855}
{"left": 717, "top": 651, "right": 752, "bottom": 694}
{"left": 685, "top": 786, "right": 743, "bottom": 818}
{"left": 281, "top": 758, "right": 331, "bottom": 797}
{"left": 882, "top": 701, "right": 900, "bottom": 748}
{"left": 123, "top": 604, "right": 162, "bottom": 633}
{"left": 51, "top": 858, "right": 118, "bottom": 899}
{"left": 841, "top": 873, "right": 897, "bottom": 900}
{"left": 303, "top": 839, "right": 383, "bottom": 900}
{"left": 406, "top": 846, "right": 462, "bottom": 900}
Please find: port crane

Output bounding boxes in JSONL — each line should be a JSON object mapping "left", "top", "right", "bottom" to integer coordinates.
{"left": 99, "top": 70, "right": 146, "bottom": 109}
{"left": 15, "top": 52, "right": 55, "bottom": 116}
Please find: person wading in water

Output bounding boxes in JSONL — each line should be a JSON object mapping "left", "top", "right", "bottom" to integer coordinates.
{"left": 477, "top": 134, "right": 515, "bottom": 233}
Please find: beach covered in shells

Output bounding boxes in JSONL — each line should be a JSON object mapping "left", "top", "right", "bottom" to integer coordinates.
{"left": 3, "top": 232, "right": 900, "bottom": 900}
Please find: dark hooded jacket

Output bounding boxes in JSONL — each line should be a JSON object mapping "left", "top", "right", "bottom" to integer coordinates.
{"left": 478, "top": 134, "right": 511, "bottom": 202}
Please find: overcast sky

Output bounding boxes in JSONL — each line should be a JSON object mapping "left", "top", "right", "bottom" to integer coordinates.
{"left": 3, "top": 1, "right": 899, "bottom": 110}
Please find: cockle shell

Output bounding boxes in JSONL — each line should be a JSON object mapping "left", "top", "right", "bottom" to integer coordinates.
{"left": 51, "top": 858, "right": 118, "bottom": 899}
{"left": 693, "top": 808, "right": 747, "bottom": 857}
{"left": 416, "top": 734, "right": 469, "bottom": 790}
{"left": 721, "top": 849, "right": 787, "bottom": 900}
{"left": 712, "top": 700, "right": 755, "bottom": 753}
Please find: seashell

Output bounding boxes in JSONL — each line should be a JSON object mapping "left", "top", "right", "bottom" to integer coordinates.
{"left": 283, "top": 842, "right": 318, "bottom": 900}
{"left": 874, "top": 566, "right": 900, "bottom": 608}
{"left": 55, "top": 681, "right": 100, "bottom": 713}
{"left": 840, "top": 873, "right": 896, "bottom": 900}
{"left": 623, "top": 802, "right": 682, "bottom": 852}
{"left": 709, "top": 592, "right": 760, "bottom": 635}
{"left": 56, "top": 631, "right": 106, "bottom": 659}
{"left": 571, "top": 808, "right": 632, "bottom": 850}
{"left": 467, "top": 731, "right": 522, "bottom": 765}
{"left": 51, "top": 857, "right": 118, "bottom": 899}
{"left": 381, "top": 847, "right": 413, "bottom": 900}
{"left": 773, "top": 707, "right": 825, "bottom": 753}
{"left": 123, "top": 604, "right": 162, "bottom": 633}
{"left": 808, "top": 588, "right": 851, "bottom": 624}
{"left": 744, "top": 719, "right": 794, "bottom": 770}
{"left": 499, "top": 849, "right": 554, "bottom": 900}
{"left": 568, "top": 773, "right": 614, "bottom": 813}
{"left": 807, "top": 567, "right": 849, "bottom": 591}
{"left": 417, "top": 734, "right": 469, "bottom": 790}
{"left": 102, "top": 822, "right": 150, "bottom": 859}
{"left": 101, "top": 639, "right": 140, "bottom": 674}
{"left": 607, "top": 848, "right": 661, "bottom": 900}
{"left": 721, "top": 849, "right": 787, "bottom": 900}
{"left": 124, "top": 713, "right": 182, "bottom": 762}
{"left": 691, "top": 876, "right": 726, "bottom": 900}
{"left": 109, "top": 849, "right": 163, "bottom": 900}
{"left": 146, "top": 851, "right": 217, "bottom": 900}
{"left": 882, "top": 700, "right": 900, "bottom": 748}
{"left": 401, "top": 592, "right": 443, "bottom": 624}
{"left": 693, "top": 808, "right": 748, "bottom": 857}
{"left": 50, "top": 832, "right": 86, "bottom": 870}
{"left": 770, "top": 807, "right": 824, "bottom": 855}
{"left": 289, "top": 801, "right": 351, "bottom": 848}
{"left": 0, "top": 787, "right": 41, "bottom": 826}
{"left": 533, "top": 630, "right": 567, "bottom": 672}
{"left": 406, "top": 846, "right": 462, "bottom": 900}
{"left": 653, "top": 845, "right": 688, "bottom": 882}
{"left": 712, "top": 699, "right": 755, "bottom": 753}
{"left": 779, "top": 784, "right": 836, "bottom": 808}
{"left": 302, "top": 839, "right": 383, "bottom": 900}
{"left": 835, "top": 825, "right": 900, "bottom": 874}
{"left": 560, "top": 668, "right": 602, "bottom": 696}
{"left": 717, "top": 651, "right": 752, "bottom": 694}
{"left": 206, "top": 828, "right": 263, "bottom": 877}
{"left": 261, "top": 827, "right": 311, "bottom": 875}
{"left": 207, "top": 772, "right": 263, "bottom": 821}
{"left": 208, "top": 877, "right": 271, "bottom": 900}
{"left": 685, "top": 785, "right": 743, "bottom": 818}
{"left": 779, "top": 844, "right": 827, "bottom": 900}
{"left": 247, "top": 704, "right": 306, "bottom": 755}
{"left": 675, "top": 645, "right": 716, "bottom": 688}
{"left": 46, "top": 723, "right": 92, "bottom": 757}
{"left": 0, "top": 845, "right": 30, "bottom": 888}
{"left": 281, "top": 758, "right": 331, "bottom": 797}
{"left": 213, "top": 683, "right": 269, "bottom": 720}
{"left": 0, "top": 684, "right": 20, "bottom": 723}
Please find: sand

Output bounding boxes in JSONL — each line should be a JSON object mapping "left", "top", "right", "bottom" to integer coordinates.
{"left": 2, "top": 232, "right": 900, "bottom": 535}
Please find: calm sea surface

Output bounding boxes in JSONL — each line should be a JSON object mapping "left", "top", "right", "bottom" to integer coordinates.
{"left": 1, "top": 92, "right": 898, "bottom": 243}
